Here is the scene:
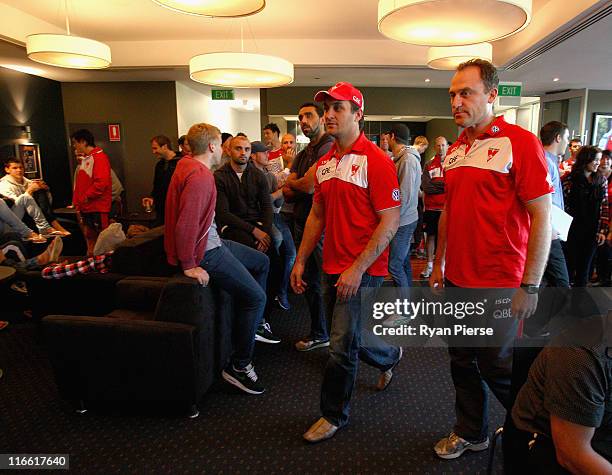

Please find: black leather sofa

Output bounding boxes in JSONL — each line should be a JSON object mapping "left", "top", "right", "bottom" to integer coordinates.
{"left": 25, "top": 228, "right": 234, "bottom": 417}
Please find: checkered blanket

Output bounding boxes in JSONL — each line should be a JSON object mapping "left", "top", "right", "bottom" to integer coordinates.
{"left": 42, "top": 252, "right": 113, "bottom": 279}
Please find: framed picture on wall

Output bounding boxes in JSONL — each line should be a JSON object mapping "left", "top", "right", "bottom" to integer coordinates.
{"left": 591, "top": 113, "right": 612, "bottom": 151}
{"left": 15, "top": 143, "right": 42, "bottom": 180}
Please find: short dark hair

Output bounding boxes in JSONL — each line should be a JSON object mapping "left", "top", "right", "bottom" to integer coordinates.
{"left": 263, "top": 123, "right": 280, "bottom": 136}
{"left": 350, "top": 102, "right": 365, "bottom": 132}
{"left": 540, "top": 121, "right": 568, "bottom": 146}
{"left": 299, "top": 102, "right": 323, "bottom": 118}
{"left": 457, "top": 58, "right": 499, "bottom": 93}
{"left": 71, "top": 129, "right": 95, "bottom": 147}
{"left": 236, "top": 132, "right": 247, "bottom": 138}
{"left": 221, "top": 132, "right": 233, "bottom": 144}
{"left": 569, "top": 138, "right": 582, "bottom": 145}
{"left": 602, "top": 149, "right": 611, "bottom": 159}
{"left": 178, "top": 135, "right": 187, "bottom": 146}
{"left": 388, "top": 124, "right": 411, "bottom": 145}
{"left": 4, "top": 156, "right": 22, "bottom": 168}
{"left": 151, "top": 135, "right": 172, "bottom": 149}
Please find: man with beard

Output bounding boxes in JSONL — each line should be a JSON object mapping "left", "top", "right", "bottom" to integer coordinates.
{"left": 284, "top": 102, "right": 334, "bottom": 351}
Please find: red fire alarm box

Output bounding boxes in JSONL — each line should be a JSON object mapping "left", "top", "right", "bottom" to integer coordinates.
{"left": 108, "top": 124, "right": 121, "bottom": 142}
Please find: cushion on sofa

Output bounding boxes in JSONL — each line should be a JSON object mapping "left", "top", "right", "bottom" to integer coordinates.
{"left": 111, "top": 226, "right": 177, "bottom": 277}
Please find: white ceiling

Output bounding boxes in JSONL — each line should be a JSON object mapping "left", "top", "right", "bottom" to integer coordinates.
{"left": 0, "top": 0, "right": 611, "bottom": 94}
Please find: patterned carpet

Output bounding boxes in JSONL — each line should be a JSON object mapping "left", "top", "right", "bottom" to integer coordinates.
{"left": 0, "top": 258, "right": 505, "bottom": 474}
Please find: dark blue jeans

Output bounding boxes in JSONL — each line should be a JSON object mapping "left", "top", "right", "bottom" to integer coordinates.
{"left": 273, "top": 212, "right": 296, "bottom": 300}
{"left": 201, "top": 239, "right": 269, "bottom": 369}
{"left": 388, "top": 220, "right": 418, "bottom": 288}
{"left": 294, "top": 221, "right": 327, "bottom": 341}
{"left": 320, "top": 272, "right": 400, "bottom": 427}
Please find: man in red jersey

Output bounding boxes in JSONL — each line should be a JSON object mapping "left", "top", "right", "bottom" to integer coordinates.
{"left": 429, "top": 60, "right": 553, "bottom": 460}
{"left": 165, "top": 123, "right": 269, "bottom": 396}
{"left": 71, "top": 129, "right": 112, "bottom": 256}
{"left": 291, "top": 82, "right": 403, "bottom": 443}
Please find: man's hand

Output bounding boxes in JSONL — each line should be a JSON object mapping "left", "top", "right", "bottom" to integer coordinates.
{"left": 26, "top": 181, "right": 42, "bottom": 194}
{"left": 335, "top": 265, "right": 363, "bottom": 301}
{"left": 184, "top": 266, "right": 210, "bottom": 286}
{"left": 252, "top": 227, "right": 271, "bottom": 252}
{"left": 290, "top": 260, "right": 307, "bottom": 294}
{"left": 596, "top": 232, "right": 606, "bottom": 246}
{"left": 429, "top": 262, "right": 445, "bottom": 291}
{"left": 283, "top": 147, "right": 296, "bottom": 164}
{"left": 511, "top": 287, "right": 538, "bottom": 320}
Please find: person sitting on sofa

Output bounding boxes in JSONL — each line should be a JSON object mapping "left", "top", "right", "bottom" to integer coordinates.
{"left": 165, "top": 122, "right": 270, "bottom": 396}
{"left": 0, "top": 234, "right": 63, "bottom": 270}
{"left": 0, "top": 157, "right": 69, "bottom": 236}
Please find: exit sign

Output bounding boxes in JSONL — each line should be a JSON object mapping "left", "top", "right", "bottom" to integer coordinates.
{"left": 212, "top": 89, "right": 235, "bottom": 100}
{"left": 498, "top": 83, "right": 522, "bottom": 97}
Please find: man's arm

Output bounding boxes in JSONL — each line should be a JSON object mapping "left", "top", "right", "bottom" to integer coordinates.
{"left": 336, "top": 207, "right": 400, "bottom": 300}
{"left": 214, "top": 174, "right": 255, "bottom": 234}
{"left": 286, "top": 165, "right": 317, "bottom": 194}
{"left": 291, "top": 201, "right": 325, "bottom": 294}
{"left": 550, "top": 415, "right": 612, "bottom": 474}
{"left": 257, "top": 173, "right": 274, "bottom": 232}
{"left": 512, "top": 194, "right": 552, "bottom": 320}
{"left": 429, "top": 207, "right": 447, "bottom": 288}
{"left": 84, "top": 155, "right": 112, "bottom": 202}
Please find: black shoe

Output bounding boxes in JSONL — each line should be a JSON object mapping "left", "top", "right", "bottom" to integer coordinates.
{"left": 222, "top": 363, "right": 265, "bottom": 395}
{"left": 255, "top": 322, "right": 281, "bottom": 344}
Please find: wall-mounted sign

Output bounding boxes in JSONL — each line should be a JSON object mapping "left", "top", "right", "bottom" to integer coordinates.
{"left": 498, "top": 83, "right": 522, "bottom": 97}
{"left": 15, "top": 143, "right": 42, "bottom": 180}
{"left": 212, "top": 89, "right": 235, "bottom": 100}
{"left": 108, "top": 124, "right": 121, "bottom": 142}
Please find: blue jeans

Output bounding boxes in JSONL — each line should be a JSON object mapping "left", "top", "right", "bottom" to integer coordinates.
{"left": 388, "top": 220, "right": 417, "bottom": 288}
{"left": 294, "top": 221, "right": 327, "bottom": 341}
{"left": 201, "top": 239, "right": 269, "bottom": 369}
{"left": 320, "top": 272, "right": 400, "bottom": 427}
{"left": 0, "top": 199, "right": 34, "bottom": 238}
{"left": 273, "top": 212, "right": 296, "bottom": 300}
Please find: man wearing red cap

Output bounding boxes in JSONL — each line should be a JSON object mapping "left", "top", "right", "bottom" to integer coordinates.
{"left": 291, "top": 82, "right": 403, "bottom": 443}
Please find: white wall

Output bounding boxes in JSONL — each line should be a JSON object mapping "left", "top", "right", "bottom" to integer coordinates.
{"left": 175, "top": 81, "right": 261, "bottom": 139}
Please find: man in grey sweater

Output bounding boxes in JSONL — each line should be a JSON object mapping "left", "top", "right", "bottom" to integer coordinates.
{"left": 387, "top": 124, "right": 421, "bottom": 291}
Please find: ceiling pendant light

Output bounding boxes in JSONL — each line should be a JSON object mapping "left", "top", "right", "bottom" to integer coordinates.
{"left": 189, "top": 24, "right": 293, "bottom": 88}
{"left": 26, "top": 1, "right": 111, "bottom": 69}
{"left": 378, "top": 0, "right": 531, "bottom": 46}
{"left": 427, "top": 43, "right": 493, "bottom": 70}
{"left": 151, "top": 0, "right": 265, "bottom": 17}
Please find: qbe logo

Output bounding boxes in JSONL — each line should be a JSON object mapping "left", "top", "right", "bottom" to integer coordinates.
{"left": 392, "top": 188, "right": 400, "bottom": 201}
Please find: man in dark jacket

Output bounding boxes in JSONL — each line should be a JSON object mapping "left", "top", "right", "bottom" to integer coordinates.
{"left": 214, "top": 136, "right": 273, "bottom": 253}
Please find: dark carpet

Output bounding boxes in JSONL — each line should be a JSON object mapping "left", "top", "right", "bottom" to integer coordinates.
{"left": 0, "top": 286, "right": 505, "bottom": 474}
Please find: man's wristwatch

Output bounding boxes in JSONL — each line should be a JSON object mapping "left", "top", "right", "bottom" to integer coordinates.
{"left": 520, "top": 283, "right": 539, "bottom": 294}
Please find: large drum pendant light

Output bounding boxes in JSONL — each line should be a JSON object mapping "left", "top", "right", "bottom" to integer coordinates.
{"left": 152, "top": 0, "right": 265, "bottom": 17}
{"left": 378, "top": 0, "right": 532, "bottom": 46}
{"left": 26, "top": 33, "right": 111, "bottom": 69}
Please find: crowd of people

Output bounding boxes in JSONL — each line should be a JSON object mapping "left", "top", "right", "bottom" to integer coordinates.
{"left": 0, "top": 58, "right": 609, "bottom": 472}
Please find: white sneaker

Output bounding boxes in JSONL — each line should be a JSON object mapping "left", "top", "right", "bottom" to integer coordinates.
{"left": 420, "top": 264, "right": 433, "bottom": 279}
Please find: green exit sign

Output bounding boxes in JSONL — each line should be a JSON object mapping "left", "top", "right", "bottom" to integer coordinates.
{"left": 212, "top": 89, "right": 235, "bottom": 100}
{"left": 498, "top": 83, "right": 522, "bottom": 97}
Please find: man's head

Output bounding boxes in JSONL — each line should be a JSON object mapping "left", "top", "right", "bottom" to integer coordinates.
{"left": 314, "top": 82, "right": 365, "bottom": 140}
{"left": 281, "top": 133, "right": 295, "bottom": 153}
{"left": 298, "top": 102, "right": 324, "bottom": 139}
{"left": 4, "top": 157, "right": 24, "bottom": 180}
{"left": 178, "top": 135, "right": 191, "bottom": 154}
{"left": 250, "top": 141, "right": 269, "bottom": 168}
{"left": 186, "top": 123, "right": 221, "bottom": 161}
{"left": 540, "top": 121, "right": 569, "bottom": 156}
{"left": 413, "top": 136, "right": 429, "bottom": 155}
{"left": 434, "top": 136, "right": 449, "bottom": 159}
{"left": 229, "top": 136, "right": 251, "bottom": 166}
{"left": 263, "top": 123, "right": 280, "bottom": 149}
{"left": 151, "top": 135, "right": 173, "bottom": 158}
{"left": 380, "top": 133, "right": 390, "bottom": 152}
{"left": 568, "top": 138, "right": 582, "bottom": 158}
{"left": 70, "top": 129, "right": 95, "bottom": 155}
{"left": 449, "top": 59, "right": 499, "bottom": 129}
{"left": 599, "top": 149, "right": 611, "bottom": 177}
{"left": 388, "top": 124, "right": 411, "bottom": 149}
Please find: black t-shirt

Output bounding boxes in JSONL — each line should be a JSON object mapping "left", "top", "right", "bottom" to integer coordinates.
{"left": 290, "top": 134, "right": 334, "bottom": 225}
{"left": 512, "top": 315, "right": 612, "bottom": 461}
{"left": 152, "top": 155, "right": 181, "bottom": 224}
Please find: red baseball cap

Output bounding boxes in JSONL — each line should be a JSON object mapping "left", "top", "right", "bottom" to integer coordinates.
{"left": 314, "top": 82, "right": 364, "bottom": 112}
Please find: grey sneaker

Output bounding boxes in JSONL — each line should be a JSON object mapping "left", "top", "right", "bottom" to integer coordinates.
{"left": 295, "top": 338, "right": 330, "bottom": 352}
{"left": 377, "top": 346, "right": 403, "bottom": 390}
{"left": 382, "top": 314, "right": 411, "bottom": 327}
{"left": 434, "top": 432, "right": 489, "bottom": 459}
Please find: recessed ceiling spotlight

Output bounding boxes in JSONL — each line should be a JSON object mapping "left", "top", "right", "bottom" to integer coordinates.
{"left": 425, "top": 78, "right": 431, "bottom": 82}
{"left": 553, "top": 77, "right": 559, "bottom": 82}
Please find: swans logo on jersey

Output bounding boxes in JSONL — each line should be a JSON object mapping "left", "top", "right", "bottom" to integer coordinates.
{"left": 491, "top": 125, "right": 500, "bottom": 134}
{"left": 351, "top": 164, "right": 360, "bottom": 176}
{"left": 487, "top": 148, "right": 500, "bottom": 161}
{"left": 392, "top": 188, "right": 400, "bottom": 202}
